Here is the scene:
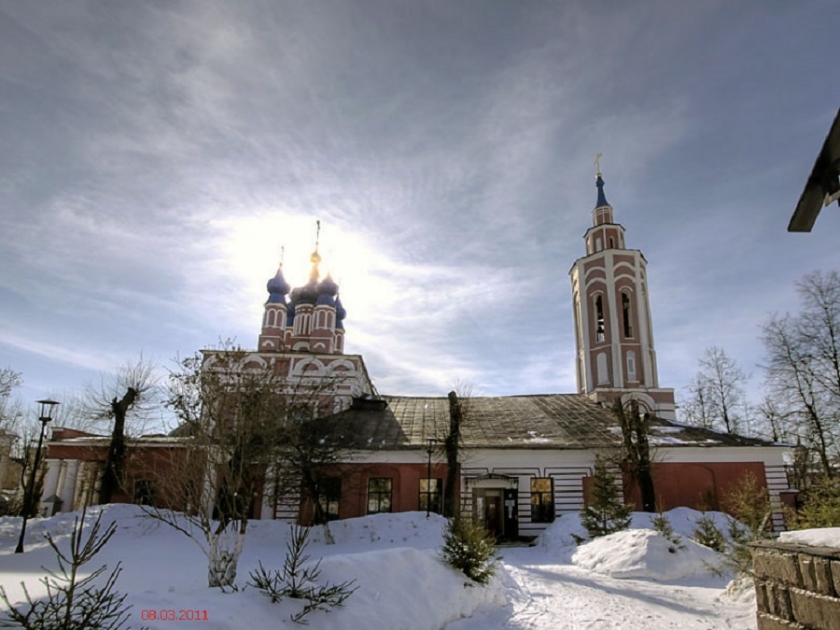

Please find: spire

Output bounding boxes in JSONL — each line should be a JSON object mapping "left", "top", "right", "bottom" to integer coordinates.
{"left": 595, "top": 175, "right": 610, "bottom": 208}
{"left": 309, "top": 220, "right": 322, "bottom": 281}
{"left": 594, "top": 153, "right": 610, "bottom": 209}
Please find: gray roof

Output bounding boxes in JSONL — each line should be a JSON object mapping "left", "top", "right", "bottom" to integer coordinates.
{"left": 325, "top": 394, "right": 775, "bottom": 451}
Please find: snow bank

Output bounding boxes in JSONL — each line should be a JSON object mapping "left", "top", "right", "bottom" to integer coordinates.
{"left": 321, "top": 511, "right": 448, "bottom": 548}
{"left": 572, "top": 528, "right": 723, "bottom": 581}
{"left": 779, "top": 527, "right": 840, "bottom": 548}
{"left": 0, "top": 505, "right": 505, "bottom": 630}
{"left": 538, "top": 507, "right": 733, "bottom": 556}
{"left": 536, "top": 513, "right": 588, "bottom": 555}
{"left": 536, "top": 508, "right": 734, "bottom": 582}
{"left": 306, "top": 547, "right": 506, "bottom": 630}
{"left": 629, "top": 507, "right": 732, "bottom": 541}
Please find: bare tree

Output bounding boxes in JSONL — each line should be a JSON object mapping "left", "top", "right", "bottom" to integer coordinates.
{"left": 0, "top": 367, "right": 23, "bottom": 431}
{"left": 754, "top": 395, "right": 794, "bottom": 444}
{"left": 682, "top": 347, "right": 748, "bottom": 434}
{"left": 798, "top": 271, "right": 840, "bottom": 403}
{"left": 679, "top": 374, "right": 715, "bottom": 430}
{"left": 87, "top": 358, "right": 160, "bottom": 504}
{"left": 10, "top": 423, "right": 46, "bottom": 517}
{"left": 147, "top": 344, "right": 354, "bottom": 588}
{"left": 613, "top": 398, "right": 656, "bottom": 512}
{"left": 443, "top": 390, "right": 462, "bottom": 519}
{"left": 0, "top": 367, "right": 22, "bottom": 402}
{"left": 761, "top": 272, "right": 840, "bottom": 479}
{"left": 0, "top": 370, "right": 34, "bottom": 516}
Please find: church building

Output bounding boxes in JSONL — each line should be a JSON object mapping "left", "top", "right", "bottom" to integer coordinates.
{"left": 42, "top": 173, "right": 792, "bottom": 539}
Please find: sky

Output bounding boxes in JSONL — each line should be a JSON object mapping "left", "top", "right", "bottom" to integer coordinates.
{"left": 1, "top": 1, "right": 839, "bottom": 424}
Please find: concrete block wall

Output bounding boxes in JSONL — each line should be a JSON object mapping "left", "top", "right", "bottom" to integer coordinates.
{"left": 752, "top": 541, "right": 840, "bottom": 630}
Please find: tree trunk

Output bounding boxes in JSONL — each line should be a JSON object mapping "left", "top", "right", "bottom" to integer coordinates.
{"left": 633, "top": 419, "right": 656, "bottom": 512}
{"left": 207, "top": 520, "right": 247, "bottom": 588}
{"left": 444, "top": 391, "right": 461, "bottom": 519}
{"left": 99, "top": 387, "right": 138, "bottom": 504}
{"left": 615, "top": 399, "right": 656, "bottom": 512}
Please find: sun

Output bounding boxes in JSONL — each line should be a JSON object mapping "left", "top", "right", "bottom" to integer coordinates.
{"left": 219, "top": 212, "right": 396, "bottom": 324}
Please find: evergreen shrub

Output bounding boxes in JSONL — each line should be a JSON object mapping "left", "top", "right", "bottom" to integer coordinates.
{"left": 575, "top": 454, "right": 632, "bottom": 542}
{"left": 440, "top": 517, "right": 499, "bottom": 585}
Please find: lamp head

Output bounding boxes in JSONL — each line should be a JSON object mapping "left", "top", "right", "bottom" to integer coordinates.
{"left": 36, "top": 399, "right": 60, "bottom": 424}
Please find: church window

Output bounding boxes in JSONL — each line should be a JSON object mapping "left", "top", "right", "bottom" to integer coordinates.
{"left": 597, "top": 352, "right": 608, "bottom": 384}
{"left": 596, "top": 237, "right": 603, "bottom": 252}
{"left": 627, "top": 351, "right": 637, "bottom": 382}
{"left": 622, "top": 292, "right": 633, "bottom": 338}
{"left": 367, "top": 478, "right": 392, "bottom": 514}
{"left": 315, "top": 477, "right": 341, "bottom": 523}
{"left": 609, "top": 237, "right": 614, "bottom": 248}
{"left": 595, "top": 295, "right": 605, "bottom": 342}
{"left": 531, "top": 478, "right": 555, "bottom": 523}
{"left": 419, "top": 478, "right": 442, "bottom": 514}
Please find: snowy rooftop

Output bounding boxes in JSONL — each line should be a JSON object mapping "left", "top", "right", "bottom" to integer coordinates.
{"left": 326, "top": 394, "right": 777, "bottom": 451}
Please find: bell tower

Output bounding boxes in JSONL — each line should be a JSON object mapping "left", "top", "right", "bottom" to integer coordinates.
{"left": 569, "top": 161, "right": 675, "bottom": 419}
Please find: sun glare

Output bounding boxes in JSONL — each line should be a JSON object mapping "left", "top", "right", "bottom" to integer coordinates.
{"left": 220, "top": 213, "right": 396, "bottom": 323}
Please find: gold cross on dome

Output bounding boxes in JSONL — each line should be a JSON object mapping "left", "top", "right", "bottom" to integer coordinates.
{"left": 594, "top": 152, "right": 603, "bottom": 177}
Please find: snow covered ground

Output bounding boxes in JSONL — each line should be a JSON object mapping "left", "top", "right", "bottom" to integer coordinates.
{"left": 0, "top": 506, "right": 759, "bottom": 629}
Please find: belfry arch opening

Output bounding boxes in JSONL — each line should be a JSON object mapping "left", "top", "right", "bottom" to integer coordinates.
{"left": 622, "top": 292, "right": 633, "bottom": 338}
{"left": 594, "top": 295, "right": 605, "bottom": 342}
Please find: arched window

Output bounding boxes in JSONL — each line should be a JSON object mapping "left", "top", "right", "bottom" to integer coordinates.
{"left": 609, "top": 237, "right": 614, "bottom": 248}
{"left": 596, "top": 237, "right": 603, "bottom": 252}
{"left": 627, "top": 351, "right": 637, "bottom": 382}
{"left": 595, "top": 295, "right": 605, "bottom": 342}
{"left": 622, "top": 292, "right": 633, "bottom": 338}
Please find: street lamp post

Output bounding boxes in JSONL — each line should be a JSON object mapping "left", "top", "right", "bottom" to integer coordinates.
{"left": 425, "top": 438, "right": 436, "bottom": 518}
{"left": 15, "top": 398, "right": 59, "bottom": 554}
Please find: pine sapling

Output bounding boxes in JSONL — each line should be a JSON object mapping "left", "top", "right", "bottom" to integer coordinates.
{"left": 247, "top": 524, "right": 357, "bottom": 625}
{"left": 440, "top": 517, "right": 499, "bottom": 585}
{"left": 652, "top": 508, "right": 685, "bottom": 553}
{"left": 0, "top": 507, "right": 144, "bottom": 630}
{"left": 692, "top": 513, "right": 726, "bottom": 552}
{"left": 575, "top": 454, "right": 632, "bottom": 542}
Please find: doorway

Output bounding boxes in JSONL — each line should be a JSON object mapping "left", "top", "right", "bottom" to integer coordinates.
{"left": 468, "top": 474, "right": 520, "bottom": 542}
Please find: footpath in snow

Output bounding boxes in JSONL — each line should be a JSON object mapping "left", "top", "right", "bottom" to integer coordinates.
{"left": 0, "top": 505, "right": 761, "bottom": 629}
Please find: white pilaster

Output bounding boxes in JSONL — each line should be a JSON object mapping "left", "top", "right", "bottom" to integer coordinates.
{"left": 59, "top": 460, "right": 80, "bottom": 512}
{"left": 41, "top": 459, "right": 62, "bottom": 502}
{"left": 261, "top": 475, "right": 275, "bottom": 520}
{"left": 604, "top": 253, "right": 623, "bottom": 388}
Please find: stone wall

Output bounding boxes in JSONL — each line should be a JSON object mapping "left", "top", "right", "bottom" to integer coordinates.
{"left": 752, "top": 541, "right": 840, "bottom": 630}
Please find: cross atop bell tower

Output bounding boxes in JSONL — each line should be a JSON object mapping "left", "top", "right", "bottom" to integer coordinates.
{"left": 568, "top": 160, "right": 675, "bottom": 419}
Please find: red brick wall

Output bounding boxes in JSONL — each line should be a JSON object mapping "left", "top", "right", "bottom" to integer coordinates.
{"left": 622, "top": 461, "right": 768, "bottom": 512}
{"left": 299, "top": 462, "right": 451, "bottom": 524}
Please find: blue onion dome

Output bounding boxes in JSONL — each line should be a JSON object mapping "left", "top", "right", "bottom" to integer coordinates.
{"left": 316, "top": 274, "right": 339, "bottom": 306}
{"left": 335, "top": 295, "right": 347, "bottom": 330}
{"left": 318, "top": 273, "right": 339, "bottom": 296}
{"left": 297, "top": 279, "right": 319, "bottom": 305}
{"left": 266, "top": 265, "right": 291, "bottom": 304}
{"left": 595, "top": 174, "right": 610, "bottom": 208}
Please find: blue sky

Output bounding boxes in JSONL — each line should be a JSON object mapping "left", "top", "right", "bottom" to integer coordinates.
{"left": 1, "top": 1, "right": 838, "bottom": 420}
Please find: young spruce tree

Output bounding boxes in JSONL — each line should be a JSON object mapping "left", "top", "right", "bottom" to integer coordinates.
{"left": 577, "top": 454, "right": 632, "bottom": 541}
